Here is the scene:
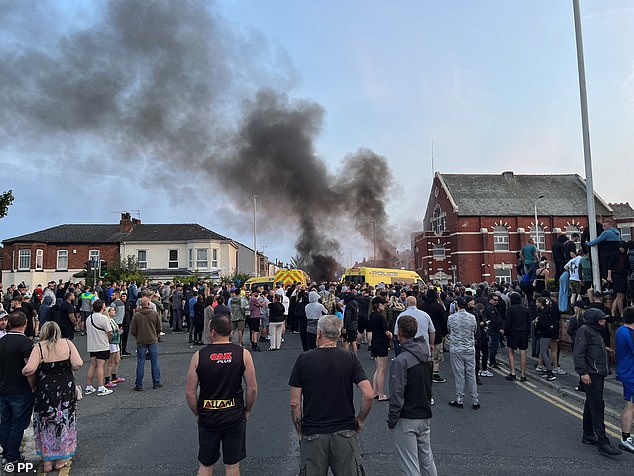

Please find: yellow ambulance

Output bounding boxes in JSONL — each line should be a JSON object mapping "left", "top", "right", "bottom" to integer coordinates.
{"left": 340, "top": 267, "right": 424, "bottom": 286}
{"left": 245, "top": 269, "right": 310, "bottom": 290}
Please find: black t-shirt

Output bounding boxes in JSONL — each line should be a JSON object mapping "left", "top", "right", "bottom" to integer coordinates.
{"left": 288, "top": 348, "right": 367, "bottom": 435}
{"left": 357, "top": 295, "right": 371, "bottom": 321}
{"left": 213, "top": 304, "right": 232, "bottom": 317}
{"left": 369, "top": 311, "right": 388, "bottom": 346}
{"left": 59, "top": 301, "right": 76, "bottom": 339}
{"left": 0, "top": 332, "right": 34, "bottom": 395}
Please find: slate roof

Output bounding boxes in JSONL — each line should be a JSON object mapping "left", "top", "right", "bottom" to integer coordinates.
{"left": 438, "top": 173, "right": 612, "bottom": 216}
{"left": 3, "top": 224, "right": 231, "bottom": 244}
{"left": 609, "top": 202, "right": 634, "bottom": 220}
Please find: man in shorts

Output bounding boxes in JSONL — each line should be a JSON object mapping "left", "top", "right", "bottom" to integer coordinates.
{"left": 616, "top": 307, "right": 634, "bottom": 453}
{"left": 186, "top": 314, "right": 258, "bottom": 476}
{"left": 85, "top": 299, "right": 113, "bottom": 396}
{"left": 503, "top": 292, "right": 531, "bottom": 382}
{"left": 248, "top": 290, "right": 263, "bottom": 352}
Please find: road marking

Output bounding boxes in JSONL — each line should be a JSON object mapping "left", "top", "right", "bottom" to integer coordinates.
{"left": 491, "top": 368, "right": 621, "bottom": 439}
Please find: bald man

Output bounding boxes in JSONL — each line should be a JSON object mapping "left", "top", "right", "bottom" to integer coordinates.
{"left": 394, "top": 296, "right": 435, "bottom": 358}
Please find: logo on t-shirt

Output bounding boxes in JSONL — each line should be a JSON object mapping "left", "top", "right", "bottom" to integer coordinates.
{"left": 202, "top": 398, "right": 236, "bottom": 410}
{"left": 210, "top": 352, "right": 232, "bottom": 364}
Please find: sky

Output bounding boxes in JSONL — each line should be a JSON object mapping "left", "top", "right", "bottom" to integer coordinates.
{"left": 1, "top": 0, "right": 633, "bottom": 267}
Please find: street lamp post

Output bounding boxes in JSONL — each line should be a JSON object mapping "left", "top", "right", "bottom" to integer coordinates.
{"left": 534, "top": 195, "right": 544, "bottom": 255}
{"left": 253, "top": 195, "right": 262, "bottom": 277}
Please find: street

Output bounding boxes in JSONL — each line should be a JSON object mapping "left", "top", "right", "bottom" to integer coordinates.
{"left": 59, "top": 327, "right": 632, "bottom": 476}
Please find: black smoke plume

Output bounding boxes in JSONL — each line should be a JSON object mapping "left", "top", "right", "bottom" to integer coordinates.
{"left": 0, "top": 0, "right": 394, "bottom": 280}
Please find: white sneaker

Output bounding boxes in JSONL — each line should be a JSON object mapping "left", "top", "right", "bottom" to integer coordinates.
{"left": 159, "top": 332, "right": 166, "bottom": 336}
{"left": 553, "top": 367, "right": 567, "bottom": 375}
{"left": 535, "top": 365, "right": 546, "bottom": 372}
{"left": 97, "top": 387, "right": 113, "bottom": 396}
{"left": 84, "top": 385, "right": 96, "bottom": 395}
{"left": 431, "top": 397, "right": 435, "bottom": 405}
{"left": 480, "top": 370, "right": 494, "bottom": 377}
{"left": 619, "top": 437, "right": 634, "bottom": 453}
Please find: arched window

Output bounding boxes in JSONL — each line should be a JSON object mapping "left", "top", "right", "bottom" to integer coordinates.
{"left": 431, "top": 205, "right": 446, "bottom": 235}
{"left": 530, "top": 225, "right": 546, "bottom": 251}
{"left": 493, "top": 226, "right": 509, "bottom": 251}
{"left": 565, "top": 224, "right": 581, "bottom": 241}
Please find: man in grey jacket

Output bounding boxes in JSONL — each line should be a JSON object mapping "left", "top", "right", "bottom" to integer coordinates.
{"left": 388, "top": 315, "right": 437, "bottom": 476}
{"left": 447, "top": 296, "right": 480, "bottom": 410}
{"left": 574, "top": 308, "right": 621, "bottom": 455}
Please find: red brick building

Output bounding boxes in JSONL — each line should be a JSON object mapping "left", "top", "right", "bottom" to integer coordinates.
{"left": 414, "top": 172, "right": 614, "bottom": 284}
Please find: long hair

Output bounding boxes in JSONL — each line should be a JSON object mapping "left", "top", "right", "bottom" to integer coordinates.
{"left": 40, "top": 321, "right": 62, "bottom": 347}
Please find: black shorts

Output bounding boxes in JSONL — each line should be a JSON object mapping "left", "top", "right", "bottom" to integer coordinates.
{"left": 357, "top": 319, "right": 369, "bottom": 333}
{"left": 248, "top": 318, "right": 261, "bottom": 330}
{"left": 198, "top": 419, "right": 246, "bottom": 466}
{"left": 371, "top": 343, "right": 389, "bottom": 357}
{"left": 89, "top": 350, "right": 111, "bottom": 360}
{"left": 345, "top": 329, "right": 358, "bottom": 343}
{"left": 507, "top": 332, "right": 529, "bottom": 351}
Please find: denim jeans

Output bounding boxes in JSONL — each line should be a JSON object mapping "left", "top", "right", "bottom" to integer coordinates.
{"left": 488, "top": 333, "right": 500, "bottom": 365}
{"left": 0, "top": 393, "right": 34, "bottom": 461}
{"left": 135, "top": 343, "right": 160, "bottom": 388}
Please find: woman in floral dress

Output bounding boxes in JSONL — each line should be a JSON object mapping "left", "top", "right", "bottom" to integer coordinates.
{"left": 22, "top": 322, "right": 83, "bottom": 473}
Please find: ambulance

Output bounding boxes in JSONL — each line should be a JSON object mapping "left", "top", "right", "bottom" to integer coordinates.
{"left": 245, "top": 269, "right": 311, "bottom": 290}
{"left": 340, "top": 267, "right": 424, "bottom": 287}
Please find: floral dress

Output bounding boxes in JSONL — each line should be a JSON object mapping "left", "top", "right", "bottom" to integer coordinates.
{"left": 33, "top": 342, "right": 77, "bottom": 461}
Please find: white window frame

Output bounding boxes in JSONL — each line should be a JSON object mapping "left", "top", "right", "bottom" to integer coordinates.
{"left": 530, "top": 226, "right": 546, "bottom": 251}
{"left": 18, "top": 249, "right": 31, "bottom": 271}
{"left": 495, "top": 268, "right": 512, "bottom": 285}
{"left": 493, "top": 226, "right": 509, "bottom": 251}
{"left": 35, "top": 249, "right": 44, "bottom": 270}
{"left": 211, "top": 249, "right": 218, "bottom": 268}
{"left": 168, "top": 249, "right": 179, "bottom": 269}
{"left": 431, "top": 205, "right": 446, "bottom": 235}
{"left": 137, "top": 250, "right": 147, "bottom": 270}
{"left": 196, "top": 248, "right": 208, "bottom": 269}
{"left": 188, "top": 249, "right": 193, "bottom": 268}
{"left": 619, "top": 226, "right": 631, "bottom": 242}
{"left": 89, "top": 249, "right": 100, "bottom": 267}
{"left": 57, "top": 250, "right": 68, "bottom": 271}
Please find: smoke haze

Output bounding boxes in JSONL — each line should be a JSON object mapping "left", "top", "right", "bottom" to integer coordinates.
{"left": 0, "top": 0, "right": 396, "bottom": 279}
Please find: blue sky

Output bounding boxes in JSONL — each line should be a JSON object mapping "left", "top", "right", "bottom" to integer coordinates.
{"left": 1, "top": 0, "right": 633, "bottom": 266}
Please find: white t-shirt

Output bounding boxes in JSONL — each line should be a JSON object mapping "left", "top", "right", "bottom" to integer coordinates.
{"left": 86, "top": 312, "right": 111, "bottom": 352}
{"left": 566, "top": 256, "right": 582, "bottom": 282}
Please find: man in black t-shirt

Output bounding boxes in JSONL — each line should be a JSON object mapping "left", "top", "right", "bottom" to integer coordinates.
{"left": 289, "top": 315, "right": 374, "bottom": 475}
{"left": 60, "top": 292, "right": 78, "bottom": 340}
{"left": 0, "top": 312, "right": 34, "bottom": 465}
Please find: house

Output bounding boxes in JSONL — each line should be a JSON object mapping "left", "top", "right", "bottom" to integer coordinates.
{"left": 414, "top": 172, "right": 613, "bottom": 284}
{"left": 1, "top": 213, "right": 266, "bottom": 288}
{"left": 610, "top": 202, "right": 634, "bottom": 242}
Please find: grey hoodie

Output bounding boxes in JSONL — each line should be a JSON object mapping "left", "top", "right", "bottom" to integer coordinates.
{"left": 305, "top": 291, "right": 327, "bottom": 334}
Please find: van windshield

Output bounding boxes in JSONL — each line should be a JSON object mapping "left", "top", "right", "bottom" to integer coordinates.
{"left": 344, "top": 275, "right": 365, "bottom": 284}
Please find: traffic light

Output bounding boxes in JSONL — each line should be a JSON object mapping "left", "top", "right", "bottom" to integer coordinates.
{"left": 100, "top": 260, "right": 108, "bottom": 277}
{"left": 85, "top": 260, "right": 93, "bottom": 272}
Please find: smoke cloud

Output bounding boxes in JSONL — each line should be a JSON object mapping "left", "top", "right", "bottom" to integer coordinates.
{"left": 0, "top": 0, "right": 396, "bottom": 280}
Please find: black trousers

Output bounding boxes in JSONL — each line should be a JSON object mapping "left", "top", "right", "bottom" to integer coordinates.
{"left": 298, "top": 317, "right": 308, "bottom": 351}
{"left": 120, "top": 318, "right": 130, "bottom": 353}
{"left": 475, "top": 340, "right": 488, "bottom": 372}
{"left": 582, "top": 373, "right": 607, "bottom": 443}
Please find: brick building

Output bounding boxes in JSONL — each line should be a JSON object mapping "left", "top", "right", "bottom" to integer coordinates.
{"left": 414, "top": 172, "right": 614, "bottom": 284}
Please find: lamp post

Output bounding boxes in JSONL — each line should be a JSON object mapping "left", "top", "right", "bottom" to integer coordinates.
{"left": 534, "top": 195, "right": 544, "bottom": 255}
{"left": 253, "top": 195, "right": 262, "bottom": 277}
{"left": 371, "top": 221, "right": 376, "bottom": 265}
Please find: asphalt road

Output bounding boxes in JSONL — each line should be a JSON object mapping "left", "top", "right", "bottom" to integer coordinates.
{"left": 64, "top": 326, "right": 633, "bottom": 476}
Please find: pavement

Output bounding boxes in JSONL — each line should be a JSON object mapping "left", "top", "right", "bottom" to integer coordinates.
{"left": 7, "top": 322, "right": 634, "bottom": 475}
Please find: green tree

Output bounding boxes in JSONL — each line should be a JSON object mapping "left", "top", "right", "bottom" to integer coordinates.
{"left": 0, "top": 190, "right": 14, "bottom": 219}
{"left": 220, "top": 269, "right": 253, "bottom": 287}
{"left": 109, "top": 255, "right": 144, "bottom": 283}
{"left": 288, "top": 254, "right": 307, "bottom": 270}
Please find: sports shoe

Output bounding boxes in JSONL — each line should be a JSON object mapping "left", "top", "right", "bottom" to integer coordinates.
{"left": 598, "top": 443, "right": 622, "bottom": 456}
{"left": 159, "top": 331, "right": 166, "bottom": 336}
{"left": 84, "top": 385, "right": 96, "bottom": 395}
{"left": 618, "top": 437, "right": 634, "bottom": 453}
{"left": 582, "top": 434, "right": 598, "bottom": 446}
{"left": 520, "top": 376, "right": 528, "bottom": 382}
{"left": 448, "top": 400, "right": 464, "bottom": 409}
{"left": 472, "top": 403, "right": 481, "bottom": 410}
{"left": 133, "top": 386, "right": 143, "bottom": 391}
{"left": 112, "top": 377, "right": 126, "bottom": 384}
{"left": 505, "top": 374, "right": 517, "bottom": 381}
{"left": 153, "top": 383, "right": 163, "bottom": 389}
{"left": 431, "top": 397, "right": 435, "bottom": 405}
{"left": 480, "top": 370, "right": 494, "bottom": 377}
{"left": 121, "top": 351, "right": 132, "bottom": 356}
{"left": 535, "top": 365, "right": 546, "bottom": 372}
{"left": 97, "top": 387, "right": 113, "bottom": 396}
{"left": 432, "top": 375, "right": 447, "bottom": 383}
{"left": 553, "top": 367, "right": 567, "bottom": 375}
{"left": 105, "top": 382, "right": 117, "bottom": 388}
{"left": 546, "top": 374, "right": 557, "bottom": 381}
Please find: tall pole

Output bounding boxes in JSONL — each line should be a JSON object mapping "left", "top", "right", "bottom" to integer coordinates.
{"left": 253, "top": 195, "right": 258, "bottom": 277}
{"left": 373, "top": 221, "right": 376, "bottom": 264}
{"left": 573, "top": 0, "right": 601, "bottom": 290}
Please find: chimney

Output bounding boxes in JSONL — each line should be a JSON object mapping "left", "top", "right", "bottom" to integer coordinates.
{"left": 502, "top": 171, "right": 514, "bottom": 181}
{"left": 120, "top": 212, "right": 134, "bottom": 233}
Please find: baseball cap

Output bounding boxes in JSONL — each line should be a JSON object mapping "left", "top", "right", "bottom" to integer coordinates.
{"left": 456, "top": 295, "right": 473, "bottom": 307}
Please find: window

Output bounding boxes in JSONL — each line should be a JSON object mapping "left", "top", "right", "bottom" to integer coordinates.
{"left": 431, "top": 205, "right": 446, "bottom": 235}
{"left": 188, "top": 249, "right": 193, "bottom": 268}
{"left": 89, "top": 249, "right": 100, "bottom": 268}
{"left": 137, "top": 250, "right": 147, "bottom": 269}
{"left": 493, "top": 226, "right": 509, "bottom": 251}
{"left": 196, "top": 248, "right": 208, "bottom": 269}
{"left": 211, "top": 249, "right": 218, "bottom": 268}
{"left": 619, "top": 226, "right": 631, "bottom": 242}
{"left": 35, "top": 249, "right": 43, "bottom": 270}
{"left": 530, "top": 225, "right": 546, "bottom": 251}
{"left": 169, "top": 249, "right": 179, "bottom": 269}
{"left": 57, "top": 250, "right": 68, "bottom": 271}
{"left": 495, "top": 268, "right": 512, "bottom": 285}
{"left": 565, "top": 224, "right": 581, "bottom": 240}
{"left": 432, "top": 244, "right": 446, "bottom": 260}
{"left": 18, "top": 249, "right": 31, "bottom": 270}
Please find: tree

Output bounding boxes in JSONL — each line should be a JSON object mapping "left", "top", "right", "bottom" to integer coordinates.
{"left": 0, "top": 190, "right": 14, "bottom": 219}
{"left": 109, "top": 255, "right": 144, "bottom": 283}
{"left": 288, "top": 254, "right": 307, "bottom": 270}
{"left": 220, "top": 269, "right": 253, "bottom": 287}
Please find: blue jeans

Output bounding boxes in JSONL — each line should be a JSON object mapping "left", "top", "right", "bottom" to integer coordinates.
{"left": 0, "top": 393, "right": 34, "bottom": 461}
{"left": 135, "top": 343, "right": 160, "bottom": 388}
{"left": 488, "top": 333, "right": 500, "bottom": 366}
